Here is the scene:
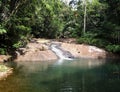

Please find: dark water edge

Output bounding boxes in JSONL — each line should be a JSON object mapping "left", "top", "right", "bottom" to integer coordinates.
{"left": 0, "top": 58, "right": 120, "bottom": 92}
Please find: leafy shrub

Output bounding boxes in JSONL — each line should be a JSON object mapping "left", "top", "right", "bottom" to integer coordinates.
{"left": 106, "top": 45, "right": 120, "bottom": 53}
{"left": 77, "top": 36, "right": 110, "bottom": 48}
{"left": 0, "top": 48, "right": 6, "bottom": 55}
{"left": 77, "top": 37, "right": 92, "bottom": 44}
{"left": 12, "top": 41, "right": 22, "bottom": 49}
{"left": 15, "top": 25, "right": 31, "bottom": 34}
{"left": 0, "top": 25, "right": 7, "bottom": 34}
{"left": 91, "top": 38, "right": 109, "bottom": 47}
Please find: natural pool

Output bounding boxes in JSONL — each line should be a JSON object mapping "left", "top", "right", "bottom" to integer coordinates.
{"left": 0, "top": 58, "right": 120, "bottom": 92}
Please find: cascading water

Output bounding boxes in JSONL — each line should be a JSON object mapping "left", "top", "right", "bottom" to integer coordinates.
{"left": 50, "top": 43, "right": 74, "bottom": 61}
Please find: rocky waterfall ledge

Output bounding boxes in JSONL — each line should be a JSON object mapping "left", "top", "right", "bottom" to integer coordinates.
{"left": 14, "top": 38, "right": 118, "bottom": 62}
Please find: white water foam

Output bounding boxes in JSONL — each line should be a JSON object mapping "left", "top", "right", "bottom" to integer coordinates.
{"left": 51, "top": 44, "right": 73, "bottom": 61}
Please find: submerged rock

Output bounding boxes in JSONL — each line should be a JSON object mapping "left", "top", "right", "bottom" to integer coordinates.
{"left": 0, "top": 65, "right": 13, "bottom": 80}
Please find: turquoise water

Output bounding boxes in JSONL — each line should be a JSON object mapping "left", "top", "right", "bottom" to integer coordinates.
{"left": 0, "top": 58, "right": 120, "bottom": 92}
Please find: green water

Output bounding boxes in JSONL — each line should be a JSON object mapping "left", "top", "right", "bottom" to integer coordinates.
{"left": 0, "top": 58, "right": 120, "bottom": 92}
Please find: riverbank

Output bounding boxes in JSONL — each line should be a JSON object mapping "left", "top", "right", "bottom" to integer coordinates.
{"left": 1, "top": 38, "right": 118, "bottom": 62}
{"left": 0, "top": 55, "right": 13, "bottom": 81}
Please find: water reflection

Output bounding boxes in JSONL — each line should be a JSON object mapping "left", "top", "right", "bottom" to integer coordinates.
{"left": 14, "top": 61, "right": 56, "bottom": 73}
{"left": 54, "top": 58, "right": 105, "bottom": 69}
{"left": 0, "top": 59, "right": 120, "bottom": 92}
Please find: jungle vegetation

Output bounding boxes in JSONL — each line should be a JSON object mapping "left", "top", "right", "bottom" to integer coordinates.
{"left": 0, "top": 0, "right": 120, "bottom": 55}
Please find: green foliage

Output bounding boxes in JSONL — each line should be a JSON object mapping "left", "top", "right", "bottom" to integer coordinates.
{"left": 12, "top": 41, "right": 22, "bottom": 49}
{"left": 15, "top": 25, "right": 31, "bottom": 34}
{"left": 106, "top": 45, "right": 120, "bottom": 53}
{"left": 0, "top": 0, "right": 71, "bottom": 54}
{"left": 0, "top": 25, "right": 7, "bottom": 34}
{"left": 31, "top": 0, "right": 70, "bottom": 38}
{"left": 0, "top": 0, "right": 120, "bottom": 55}
{"left": 76, "top": 0, "right": 120, "bottom": 54}
{"left": 77, "top": 36, "right": 109, "bottom": 48}
{"left": 0, "top": 0, "right": 34, "bottom": 52}
{"left": 0, "top": 48, "right": 6, "bottom": 55}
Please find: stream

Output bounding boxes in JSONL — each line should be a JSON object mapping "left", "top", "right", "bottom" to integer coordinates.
{"left": 0, "top": 43, "right": 120, "bottom": 92}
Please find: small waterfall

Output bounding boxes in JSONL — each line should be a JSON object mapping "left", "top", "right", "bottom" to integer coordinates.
{"left": 50, "top": 44, "right": 74, "bottom": 61}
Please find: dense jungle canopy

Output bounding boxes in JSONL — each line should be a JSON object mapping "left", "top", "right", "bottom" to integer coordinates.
{"left": 0, "top": 0, "right": 120, "bottom": 55}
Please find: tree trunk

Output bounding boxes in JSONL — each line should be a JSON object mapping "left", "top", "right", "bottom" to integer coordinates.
{"left": 83, "top": 0, "right": 87, "bottom": 34}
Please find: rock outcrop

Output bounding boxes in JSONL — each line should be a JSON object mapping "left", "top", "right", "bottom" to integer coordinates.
{"left": 14, "top": 38, "right": 118, "bottom": 61}
{"left": 15, "top": 42, "right": 58, "bottom": 62}
{"left": 0, "top": 55, "right": 11, "bottom": 63}
{"left": 61, "top": 43, "right": 115, "bottom": 59}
